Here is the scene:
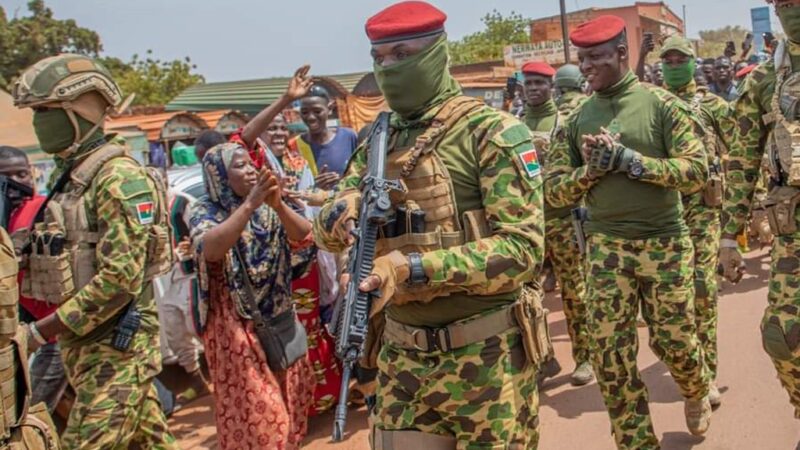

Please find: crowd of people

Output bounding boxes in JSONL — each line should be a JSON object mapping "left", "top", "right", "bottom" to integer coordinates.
{"left": 1, "top": 0, "right": 800, "bottom": 449}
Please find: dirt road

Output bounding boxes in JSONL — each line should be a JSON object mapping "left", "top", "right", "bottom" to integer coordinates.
{"left": 171, "top": 248, "right": 800, "bottom": 449}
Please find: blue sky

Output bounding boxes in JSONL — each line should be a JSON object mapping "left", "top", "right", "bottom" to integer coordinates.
{"left": 0, "top": 0, "right": 780, "bottom": 81}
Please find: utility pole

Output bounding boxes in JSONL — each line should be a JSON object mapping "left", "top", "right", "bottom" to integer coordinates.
{"left": 682, "top": 4, "right": 688, "bottom": 36}
{"left": 560, "top": 0, "right": 570, "bottom": 63}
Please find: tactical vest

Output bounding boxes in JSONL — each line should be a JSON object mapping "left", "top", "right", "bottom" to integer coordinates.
{"left": 22, "top": 144, "right": 172, "bottom": 304}
{"left": 0, "top": 229, "right": 60, "bottom": 449}
{"left": 766, "top": 40, "right": 800, "bottom": 187}
{"left": 689, "top": 89, "right": 725, "bottom": 207}
{"left": 375, "top": 96, "right": 491, "bottom": 304}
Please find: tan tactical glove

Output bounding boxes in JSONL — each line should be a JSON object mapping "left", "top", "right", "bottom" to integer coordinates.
{"left": 361, "top": 250, "right": 410, "bottom": 317}
{"left": 324, "top": 189, "right": 361, "bottom": 245}
{"left": 719, "top": 239, "right": 745, "bottom": 283}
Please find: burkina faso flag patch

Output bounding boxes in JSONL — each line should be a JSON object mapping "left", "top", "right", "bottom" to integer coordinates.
{"left": 518, "top": 149, "right": 541, "bottom": 178}
{"left": 136, "top": 201, "right": 155, "bottom": 224}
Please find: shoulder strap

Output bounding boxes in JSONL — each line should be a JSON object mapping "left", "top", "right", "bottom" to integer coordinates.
{"left": 233, "top": 246, "right": 273, "bottom": 339}
{"left": 70, "top": 144, "right": 127, "bottom": 190}
{"left": 400, "top": 96, "right": 486, "bottom": 178}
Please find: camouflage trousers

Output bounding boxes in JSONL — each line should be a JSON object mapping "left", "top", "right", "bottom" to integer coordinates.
{"left": 586, "top": 234, "right": 709, "bottom": 449}
{"left": 683, "top": 196, "right": 721, "bottom": 380}
{"left": 60, "top": 343, "right": 178, "bottom": 450}
{"left": 372, "top": 327, "right": 539, "bottom": 450}
{"left": 765, "top": 233, "right": 800, "bottom": 419}
{"left": 546, "top": 215, "right": 589, "bottom": 365}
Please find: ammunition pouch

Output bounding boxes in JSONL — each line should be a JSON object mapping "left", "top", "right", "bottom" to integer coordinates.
{"left": 371, "top": 428, "right": 456, "bottom": 450}
{"left": 513, "top": 286, "right": 554, "bottom": 367}
{"left": 702, "top": 174, "right": 724, "bottom": 208}
{"left": 764, "top": 186, "right": 800, "bottom": 236}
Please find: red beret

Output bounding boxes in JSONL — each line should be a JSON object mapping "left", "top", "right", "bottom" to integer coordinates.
{"left": 366, "top": 1, "right": 447, "bottom": 44}
{"left": 736, "top": 64, "right": 756, "bottom": 79}
{"left": 521, "top": 61, "right": 556, "bottom": 77}
{"left": 570, "top": 15, "right": 626, "bottom": 48}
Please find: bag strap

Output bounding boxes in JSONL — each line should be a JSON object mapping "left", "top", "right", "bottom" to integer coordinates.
{"left": 232, "top": 246, "right": 274, "bottom": 342}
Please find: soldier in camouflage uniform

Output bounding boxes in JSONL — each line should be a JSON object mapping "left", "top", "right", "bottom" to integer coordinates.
{"left": 554, "top": 64, "right": 588, "bottom": 115}
{"left": 660, "top": 35, "right": 737, "bottom": 408}
{"left": 719, "top": 0, "right": 800, "bottom": 421}
{"left": 522, "top": 61, "right": 593, "bottom": 386}
{"left": 313, "top": 2, "right": 545, "bottom": 449}
{"left": 545, "top": 17, "right": 711, "bottom": 448}
{"left": 12, "top": 55, "right": 178, "bottom": 449}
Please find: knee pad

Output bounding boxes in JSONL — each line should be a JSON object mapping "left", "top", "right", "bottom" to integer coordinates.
{"left": 761, "top": 322, "right": 795, "bottom": 361}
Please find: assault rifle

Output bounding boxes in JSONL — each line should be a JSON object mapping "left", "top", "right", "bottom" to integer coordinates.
{"left": 0, "top": 175, "right": 34, "bottom": 229}
{"left": 331, "top": 112, "right": 403, "bottom": 441}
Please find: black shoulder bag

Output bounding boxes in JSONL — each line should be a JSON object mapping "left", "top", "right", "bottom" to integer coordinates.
{"left": 233, "top": 246, "right": 307, "bottom": 372}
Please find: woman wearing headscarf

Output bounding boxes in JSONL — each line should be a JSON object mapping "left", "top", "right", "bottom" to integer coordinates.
{"left": 190, "top": 142, "right": 316, "bottom": 449}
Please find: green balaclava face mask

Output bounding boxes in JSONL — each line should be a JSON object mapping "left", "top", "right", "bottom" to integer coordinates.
{"left": 778, "top": 5, "right": 800, "bottom": 43}
{"left": 663, "top": 59, "right": 696, "bottom": 89}
{"left": 33, "top": 109, "right": 100, "bottom": 155}
{"left": 373, "top": 36, "right": 461, "bottom": 118}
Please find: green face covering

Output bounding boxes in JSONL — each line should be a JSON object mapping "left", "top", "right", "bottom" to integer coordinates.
{"left": 663, "top": 59, "right": 696, "bottom": 89}
{"left": 33, "top": 109, "right": 99, "bottom": 155}
{"left": 373, "top": 36, "right": 461, "bottom": 118}
{"left": 778, "top": 6, "right": 800, "bottom": 43}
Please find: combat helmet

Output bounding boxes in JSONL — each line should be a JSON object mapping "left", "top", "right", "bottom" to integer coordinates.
{"left": 12, "top": 54, "right": 131, "bottom": 157}
{"left": 554, "top": 64, "right": 584, "bottom": 90}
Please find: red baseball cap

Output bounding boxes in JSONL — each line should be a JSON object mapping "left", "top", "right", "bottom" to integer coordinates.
{"left": 521, "top": 61, "right": 556, "bottom": 77}
{"left": 570, "top": 15, "right": 627, "bottom": 48}
{"left": 365, "top": 1, "right": 447, "bottom": 44}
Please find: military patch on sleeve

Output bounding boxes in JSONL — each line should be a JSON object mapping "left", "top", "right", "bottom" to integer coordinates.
{"left": 136, "top": 201, "right": 155, "bottom": 224}
{"left": 517, "top": 148, "right": 541, "bottom": 178}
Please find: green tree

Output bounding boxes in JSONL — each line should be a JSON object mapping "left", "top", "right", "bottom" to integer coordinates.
{"left": 0, "top": 0, "right": 102, "bottom": 89}
{"left": 449, "top": 10, "right": 529, "bottom": 65}
{"left": 100, "top": 51, "right": 204, "bottom": 106}
{"left": 696, "top": 25, "right": 750, "bottom": 60}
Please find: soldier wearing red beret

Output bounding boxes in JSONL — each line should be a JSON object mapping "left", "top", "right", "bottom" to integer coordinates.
{"left": 314, "top": 1, "right": 546, "bottom": 449}
{"left": 521, "top": 59, "right": 594, "bottom": 389}
{"left": 544, "top": 14, "right": 712, "bottom": 449}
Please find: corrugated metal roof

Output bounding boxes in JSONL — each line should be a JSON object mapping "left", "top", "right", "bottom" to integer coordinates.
{"left": 166, "top": 72, "right": 368, "bottom": 115}
{"left": 106, "top": 111, "right": 210, "bottom": 141}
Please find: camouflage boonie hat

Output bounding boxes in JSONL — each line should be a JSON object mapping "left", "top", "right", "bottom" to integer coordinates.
{"left": 660, "top": 35, "right": 695, "bottom": 58}
{"left": 12, "top": 54, "right": 122, "bottom": 109}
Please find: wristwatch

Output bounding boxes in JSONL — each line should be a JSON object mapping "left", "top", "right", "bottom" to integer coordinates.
{"left": 627, "top": 155, "right": 644, "bottom": 180}
{"left": 407, "top": 253, "right": 428, "bottom": 286}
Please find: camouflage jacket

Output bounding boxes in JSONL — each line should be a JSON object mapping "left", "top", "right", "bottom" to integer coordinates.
{"left": 556, "top": 90, "right": 588, "bottom": 116}
{"left": 313, "top": 95, "right": 545, "bottom": 327}
{"left": 55, "top": 144, "right": 161, "bottom": 374}
{"left": 545, "top": 71, "right": 708, "bottom": 240}
{"left": 722, "top": 51, "right": 788, "bottom": 237}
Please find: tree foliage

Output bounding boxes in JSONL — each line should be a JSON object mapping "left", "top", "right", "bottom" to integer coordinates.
{"left": 0, "top": 0, "right": 101, "bottom": 89}
{"left": 449, "top": 10, "right": 529, "bottom": 66}
{"left": 696, "top": 25, "right": 750, "bottom": 60}
{"left": 100, "top": 51, "right": 204, "bottom": 106}
{"left": 0, "top": 0, "right": 203, "bottom": 106}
